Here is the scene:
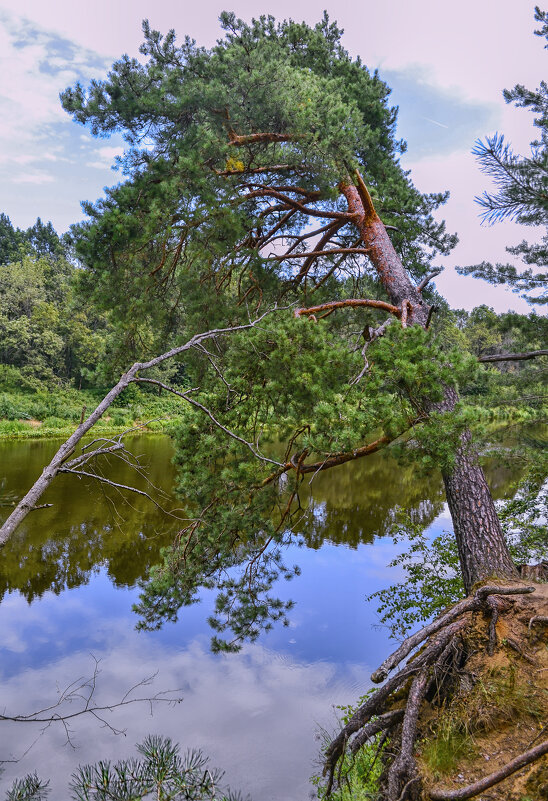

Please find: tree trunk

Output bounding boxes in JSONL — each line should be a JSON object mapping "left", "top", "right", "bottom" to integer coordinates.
{"left": 434, "top": 387, "right": 518, "bottom": 592}
{"left": 340, "top": 177, "right": 519, "bottom": 591}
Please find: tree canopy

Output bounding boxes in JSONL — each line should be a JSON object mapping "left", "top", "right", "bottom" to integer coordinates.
{"left": 62, "top": 13, "right": 455, "bottom": 355}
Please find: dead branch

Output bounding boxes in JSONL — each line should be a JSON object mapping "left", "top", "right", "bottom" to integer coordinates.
{"left": 268, "top": 247, "right": 372, "bottom": 260}
{"left": 287, "top": 220, "right": 345, "bottom": 284}
{"left": 0, "top": 657, "right": 182, "bottom": 758}
{"left": 57, "top": 468, "right": 192, "bottom": 522}
{"left": 245, "top": 182, "right": 321, "bottom": 200}
{"left": 298, "top": 436, "right": 392, "bottom": 474}
{"left": 479, "top": 349, "right": 548, "bottom": 362}
{"left": 429, "top": 739, "right": 548, "bottom": 800}
{"left": 354, "top": 169, "right": 379, "bottom": 225}
{"left": 215, "top": 163, "right": 294, "bottom": 176}
{"left": 400, "top": 300, "right": 411, "bottom": 328}
{"left": 0, "top": 309, "right": 281, "bottom": 546}
{"left": 243, "top": 187, "right": 354, "bottom": 221}
{"left": 294, "top": 299, "right": 401, "bottom": 320}
{"left": 417, "top": 268, "right": 443, "bottom": 292}
{"left": 61, "top": 443, "right": 125, "bottom": 470}
{"left": 228, "top": 130, "right": 303, "bottom": 146}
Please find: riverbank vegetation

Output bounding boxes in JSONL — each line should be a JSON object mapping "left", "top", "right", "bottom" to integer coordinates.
{"left": 1, "top": 6, "right": 547, "bottom": 801}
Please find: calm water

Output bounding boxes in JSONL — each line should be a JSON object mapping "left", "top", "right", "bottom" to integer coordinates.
{"left": 0, "top": 434, "right": 524, "bottom": 799}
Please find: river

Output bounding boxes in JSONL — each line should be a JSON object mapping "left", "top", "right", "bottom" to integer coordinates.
{"left": 0, "top": 433, "right": 526, "bottom": 799}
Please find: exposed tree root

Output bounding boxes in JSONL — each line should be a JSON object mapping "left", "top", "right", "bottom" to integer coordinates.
{"left": 323, "top": 582, "right": 548, "bottom": 801}
{"left": 429, "top": 739, "right": 548, "bottom": 800}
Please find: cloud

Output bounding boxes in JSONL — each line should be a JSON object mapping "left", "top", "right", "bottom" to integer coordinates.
{"left": 0, "top": 629, "right": 371, "bottom": 800}
{"left": 384, "top": 66, "right": 499, "bottom": 160}
{"left": 0, "top": 12, "right": 110, "bottom": 183}
{"left": 11, "top": 171, "right": 55, "bottom": 184}
{"left": 86, "top": 145, "right": 125, "bottom": 170}
{"left": 0, "top": 0, "right": 544, "bottom": 310}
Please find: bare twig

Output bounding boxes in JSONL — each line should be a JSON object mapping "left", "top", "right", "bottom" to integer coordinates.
{"left": 1, "top": 657, "right": 183, "bottom": 760}
{"left": 135, "top": 378, "right": 282, "bottom": 467}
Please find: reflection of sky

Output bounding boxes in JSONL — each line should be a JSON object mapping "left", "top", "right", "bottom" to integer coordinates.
{"left": 0, "top": 431, "right": 522, "bottom": 798}
{"left": 0, "top": 515, "right": 450, "bottom": 799}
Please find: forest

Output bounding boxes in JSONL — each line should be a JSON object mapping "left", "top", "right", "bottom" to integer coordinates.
{"left": 0, "top": 7, "right": 547, "bottom": 801}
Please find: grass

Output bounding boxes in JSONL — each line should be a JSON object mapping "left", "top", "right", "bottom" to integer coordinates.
{"left": 312, "top": 693, "right": 385, "bottom": 800}
{"left": 0, "top": 386, "right": 187, "bottom": 439}
{"left": 421, "top": 663, "right": 543, "bottom": 779}
{"left": 421, "top": 720, "right": 477, "bottom": 777}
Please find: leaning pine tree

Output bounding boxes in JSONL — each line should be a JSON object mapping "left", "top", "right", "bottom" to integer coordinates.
{"left": 6, "top": 11, "right": 546, "bottom": 801}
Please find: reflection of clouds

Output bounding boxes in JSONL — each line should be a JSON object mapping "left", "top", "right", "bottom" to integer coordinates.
{"left": 0, "top": 635, "right": 371, "bottom": 801}
{"left": 0, "top": 586, "right": 105, "bottom": 659}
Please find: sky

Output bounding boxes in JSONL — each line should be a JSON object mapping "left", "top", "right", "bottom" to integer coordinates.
{"left": 0, "top": 0, "right": 545, "bottom": 312}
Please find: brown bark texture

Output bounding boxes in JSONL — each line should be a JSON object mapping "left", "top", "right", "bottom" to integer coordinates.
{"left": 340, "top": 175, "right": 518, "bottom": 591}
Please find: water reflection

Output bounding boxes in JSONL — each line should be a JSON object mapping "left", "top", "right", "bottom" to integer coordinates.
{"left": 0, "top": 435, "right": 525, "bottom": 603}
{"left": 0, "top": 436, "right": 180, "bottom": 602}
{"left": 0, "top": 593, "right": 371, "bottom": 801}
{"left": 0, "top": 431, "right": 533, "bottom": 799}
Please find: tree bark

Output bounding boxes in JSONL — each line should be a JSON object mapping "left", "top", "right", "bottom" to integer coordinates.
{"left": 340, "top": 175, "right": 518, "bottom": 591}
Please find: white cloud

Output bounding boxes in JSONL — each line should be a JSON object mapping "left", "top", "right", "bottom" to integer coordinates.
{"left": 11, "top": 171, "right": 55, "bottom": 184}
{"left": 0, "top": 0, "right": 544, "bottom": 310}
{"left": 0, "top": 628, "right": 372, "bottom": 800}
{"left": 86, "top": 145, "right": 125, "bottom": 169}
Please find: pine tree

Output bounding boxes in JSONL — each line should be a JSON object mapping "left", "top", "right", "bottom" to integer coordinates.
{"left": 58, "top": 13, "right": 522, "bottom": 625}
{"left": 458, "top": 7, "right": 548, "bottom": 305}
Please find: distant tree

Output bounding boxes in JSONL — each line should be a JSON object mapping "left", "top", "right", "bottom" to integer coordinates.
{"left": 24, "top": 218, "right": 65, "bottom": 259}
{"left": 458, "top": 7, "right": 548, "bottom": 304}
{"left": 0, "top": 214, "right": 23, "bottom": 265}
{"left": 0, "top": 255, "right": 108, "bottom": 387}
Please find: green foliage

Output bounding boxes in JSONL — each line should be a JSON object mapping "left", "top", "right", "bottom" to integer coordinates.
{"left": 4, "top": 773, "right": 49, "bottom": 801}
{"left": 134, "top": 318, "right": 479, "bottom": 649}
{"left": 0, "top": 254, "right": 110, "bottom": 388}
{"left": 312, "top": 693, "right": 385, "bottom": 800}
{"left": 367, "top": 452, "right": 548, "bottom": 639}
{"left": 420, "top": 720, "right": 476, "bottom": 778}
{"left": 366, "top": 513, "right": 463, "bottom": 639}
{"left": 0, "top": 737, "right": 243, "bottom": 800}
{"left": 61, "top": 12, "right": 455, "bottom": 357}
{"left": 499, "top": 453, "right": 548, "bottom": 567}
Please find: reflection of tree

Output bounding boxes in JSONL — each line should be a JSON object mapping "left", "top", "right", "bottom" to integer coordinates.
{"left": 0, "top": 436, "right": 526, "bottom": 608}
{"left": 0, "top": 437, "right": 179, "bottom": 603}
{"left": 298, "top": 453, "right": 445, "bottom": 549}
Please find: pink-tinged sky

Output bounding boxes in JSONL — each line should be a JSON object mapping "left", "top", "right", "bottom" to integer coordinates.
{"left": 0, "top": 0, "right": 545, "bottom": 313}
